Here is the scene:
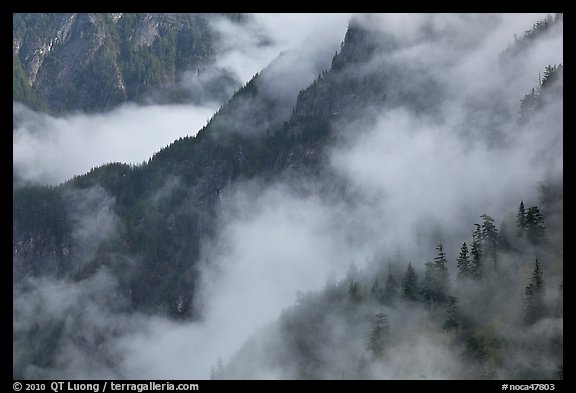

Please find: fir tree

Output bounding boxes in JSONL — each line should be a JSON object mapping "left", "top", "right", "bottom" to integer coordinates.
{"left": 469, "top": 224, "right": 483, "bottom": 278}
{"left": 457, "top": 242, "right": 470, "bottom": 279}
{"left": 421, "top": 244, "right": 450, "bottom": 306}
{"left": 434, "top": 244, "right": 448, "bottom": 270}
{"left": 520, "top": 88, "right": 540, "bottom": 121}
{"left": 349, "top": 280, "right": 361, "bottom": 303}
{"left": 367, "top": 313, "right": 390, "bottom": 359}
{"left": 526, "top": 206, "right": 545, "bottom": 245}
{"left": 525, "top": 259, "right": 546, "bottom": 324}
{"left": 443, "top": 296, "right": 461, "bottom": 332}
{"left": 541, "top": 64, "right": 562, "bottom": 89}
{"left": 516, "top": 201, "right": 526, "bottom": 238}
{"left": 481, "top": 214, "right": 498, "bottom": 268}
{"left": 402, "top": 262, "right": 419, "bottom": 301}
{"left": 473, "top": 223, "right": 483, "bottom": 245}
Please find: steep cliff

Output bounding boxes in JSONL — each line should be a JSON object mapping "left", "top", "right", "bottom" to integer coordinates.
{"left": 13, "top": 13, "right": 242, "bottom": 113}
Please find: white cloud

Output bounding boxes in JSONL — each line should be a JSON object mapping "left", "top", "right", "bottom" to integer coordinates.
{"left": 212, "top": 13, "right": 352, "bottom": 82}
{"left": 13, "top": 13, "right": 563, "bottom": 380}
{"left": 117, "top": 183, "right": 356, "bottom": 378}
{"left": 13, "top": 101, "right": 217, "bottom": 185}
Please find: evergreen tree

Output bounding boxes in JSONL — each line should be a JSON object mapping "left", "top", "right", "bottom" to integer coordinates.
{"left": 434, "top": 244, "right": 448, "bottom": 269}
{"left": 473, "top": 223, "right": 483, "bottom": 245}
{"left": 516, "top": 201, "right": 527, "bottom": 238}
{"left": 520, "top": 87, "right": 540, "bottom": 121}
{"left": 469, "top": 224, "right": 483, "bottom": 278}
{"left": 443, "top": 296, "right": 461, "bottom": 332}
{"left": 525, "top": 259, "right": 546, "bottom": 324}
{"left": 367, "top": 313, "right": 390, "bottom": 359}
{"left": 402, "top": 262, "right": 419, "bottom": 301}
{"left": 457, "top": 242, "right": 470, "bottom": 279}
{"left": 526, "top": 206, "right": 545, "bottom": 245}
{"left": 481, "top": 214, "right": 498, "bottom": 267}
{"left": 541, "top": 64, "right": 562, "bottom": 89}
{"left": 349, "top": 280, "right": 361, "bottom": 303}
{"left": 421, "top": 244, "right": 450, "bottom": 306}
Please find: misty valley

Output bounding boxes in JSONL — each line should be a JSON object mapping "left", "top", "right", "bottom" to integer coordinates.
{"left": 13, "top": 13, "right": 562, "bottom": 380}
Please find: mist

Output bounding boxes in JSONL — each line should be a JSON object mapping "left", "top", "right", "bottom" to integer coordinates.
{"left": 13, "top": 13, "right": 562, "bottom": 380}
{"left": 200, "top": 13, "right": 561, "bottom": 378}
{"left": 13, "top": 102, "right": 218, "bottom": 185}
{"left": 211, "top": 13, "right": 352, "bottom": 83}
{"left": 116, "top": 184, "right": 359, "bottom": 378}
{"left": 13, "top": 13, "right": 351, "bottom": 187}
{"left": 119, "top": 11, "right": 561, "bottom": 379}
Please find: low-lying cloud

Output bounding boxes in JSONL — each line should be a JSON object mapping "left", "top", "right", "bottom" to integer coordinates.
{"left": 13, "top": 13, "right": 562, "bottom": 380}
{"left": 13, "top": 101, "right": 218, "bottom": 185}
{"left": 211, "top": 13, "right": 352, "bottom": 83}
{"left": 116, "top": 183, "right": 359, "bottom": 378}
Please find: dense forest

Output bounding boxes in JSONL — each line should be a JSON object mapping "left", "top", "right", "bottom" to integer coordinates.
{"left": 13, "top": 13, "right": 562, "bottom": 379}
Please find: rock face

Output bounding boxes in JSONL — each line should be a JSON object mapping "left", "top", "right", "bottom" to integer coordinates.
{"left": 13, "top": 13, "right": 240, "bottom": 113}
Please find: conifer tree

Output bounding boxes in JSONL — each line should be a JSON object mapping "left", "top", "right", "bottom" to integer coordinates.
{"left": 481, "top": 214, "right": 498, "bottom": 267}
{"left": 525, "top": 259, "right": 546, "bottom": 324}
{"left": 516, "top": 201, "right": 526, "bottom": 238}
{"left": 457, "top": 242, "right": 470, "bottom": 279}
{"left": 541, "top": 64, "right": 562, "bottom": 89}
{"left": 402, "top": 262, "right": 419, "bottom": 301}
{"left": 421, "top": 244, "right": 450, "bottom": 306}
{"left": 349, "top": 280, "right": 361, "bottom": 303}
{"left": 367, "top": 313, "right": 390, "bottom": 358}
{"left": 526, "top": 206, "right": 545, "bottom": 245}
{"left": 469, "top": 224, "right": 483, "bottom": 278}
{"left": 520, "top": 88, "right": 540, "bottom": 121}
{"left": 443, "top": 296, "right": 461, "bottom": 332}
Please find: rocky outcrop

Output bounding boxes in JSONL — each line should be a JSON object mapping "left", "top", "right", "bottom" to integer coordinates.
{"left": 13, "top": 13, "right": 237, "bottom": 113}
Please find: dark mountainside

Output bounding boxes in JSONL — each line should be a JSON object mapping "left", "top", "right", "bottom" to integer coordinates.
{"left": 13, "top": 14, "right": 562, "bottom": 379}
{"left": 13, "top": 13, "right": 243, "bottom": 114}
{"left": 215, "top": 15, "right": 563, "bottom": 379}
{"left": 15, "top": 17, "right": 423, "bottom": 318}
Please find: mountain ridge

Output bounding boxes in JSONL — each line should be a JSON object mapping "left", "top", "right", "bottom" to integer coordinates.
{"left": 12, "top": 13, "right": 563, "bottom": 379}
